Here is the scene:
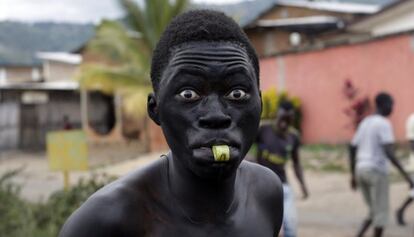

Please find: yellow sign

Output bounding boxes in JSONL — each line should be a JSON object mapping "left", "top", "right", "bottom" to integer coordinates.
{"left": 47, "top": 130, "right": 89, "bottom": 171}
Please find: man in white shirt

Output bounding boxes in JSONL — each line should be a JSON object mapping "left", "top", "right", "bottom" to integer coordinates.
{"left": 395, "top": 113, "right": 414, "bottom": 225}
{"left": 349, "top": 92, "right": 414, "bottom": 237}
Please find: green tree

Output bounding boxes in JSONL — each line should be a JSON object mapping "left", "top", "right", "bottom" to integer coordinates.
{"left": 77, "top": 0, "right": 188, "bottom": 147}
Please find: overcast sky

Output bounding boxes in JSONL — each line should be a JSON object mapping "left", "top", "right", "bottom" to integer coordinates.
{"left": 0, "top": 0, "right": 245, "bottom": 24}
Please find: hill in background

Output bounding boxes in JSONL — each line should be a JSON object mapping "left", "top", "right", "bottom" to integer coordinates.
{"left": 0, "top": 0, "right": 395, "bottom": 66}
{"left": 0, "top": 21, "right": 94, "bottom": 66}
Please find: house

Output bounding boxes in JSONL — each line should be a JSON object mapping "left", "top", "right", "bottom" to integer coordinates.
{"left": 241, "top": 0, "right": 382, "bottom": 57}
{"left": 0, "top": 22, "right": 119, "bottom": 150}
{"left": 256, "top": 0, "right": 414, "bottom": 144}
{"left": 349, "top": 0, "right": 414, "bottom": 37}
{"left": 0, "top": 50, "right": 42, "bottom": 84}
{"left": 36, "top": 52, "right": 82, "bottom": 81}
{"left": 0, "top": 21, "right": 94, "bottom": 83}
{"left": 0, "top": 51, "right": 116, "bottom": 150}
{"left": 138, "top": 0, "right": 396, "bottom": 149}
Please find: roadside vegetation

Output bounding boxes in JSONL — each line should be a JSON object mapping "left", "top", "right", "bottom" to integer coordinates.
{"left": 0, "top": 171, "right": 114, "bottom": 237}
{"left": 1, "top": 144, "right": 410, "bottom": 236}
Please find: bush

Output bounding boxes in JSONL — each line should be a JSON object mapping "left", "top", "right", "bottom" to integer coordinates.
{"left": 32, "top": 174, "right": 115, "bottom": 237}
{"left": 0, "top": 170, "right": 115, "bottom": 237}
{"left": 0, "top": 169, "right": 34, "bottom": 237}
{"left": 260, "top": 88, "right": 302, "bottom": 130}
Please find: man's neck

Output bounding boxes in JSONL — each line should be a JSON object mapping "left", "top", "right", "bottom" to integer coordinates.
{"left": 375, "top": 110, "right": 387, "bottom": 117}
{"left": 167, "top": 154, "right": 238, "bottom": 222}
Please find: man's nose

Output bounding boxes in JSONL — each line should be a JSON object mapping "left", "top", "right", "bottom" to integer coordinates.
{"left": 198, "top": 97, "right": 231, "bottom": 129}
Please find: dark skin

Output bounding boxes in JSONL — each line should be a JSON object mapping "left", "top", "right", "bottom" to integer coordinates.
{"left": 59, "top": 42, "right": 283, "bottom": 237}
{"left": 273, "top": 109, "right": 308, "bottom": 199}
{"left": 349, "top": 102, "right": 414, "bottom": 237}
{"left": 287, "top": 109, "right": 308, "bottom": 199}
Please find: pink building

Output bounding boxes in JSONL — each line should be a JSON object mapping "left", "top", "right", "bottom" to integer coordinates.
{"left": 260, "top": 33, "right": 414, "bottom": 143}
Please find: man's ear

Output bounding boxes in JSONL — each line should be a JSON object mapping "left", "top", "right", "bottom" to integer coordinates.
{"left": 147, "top": 93, "right": 160, "bottom": 125}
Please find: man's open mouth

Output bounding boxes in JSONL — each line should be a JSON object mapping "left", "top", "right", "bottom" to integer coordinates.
{"left": 191, "top": 145, "right": 240, "bottom": 163}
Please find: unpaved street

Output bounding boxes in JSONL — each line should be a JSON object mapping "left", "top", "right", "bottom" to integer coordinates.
{"left": 292, "top": 171, "right": 414, "bottom": 237}
{"left": 0, "top": 151, "right": 413, "bottom": 236}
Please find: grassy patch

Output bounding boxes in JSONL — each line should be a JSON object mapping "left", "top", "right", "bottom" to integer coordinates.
{"left": 0, "top": 170, "right": 115, "bottom": 237}
{"left": 301, "top": 144, "right": 349, "bottom": 173}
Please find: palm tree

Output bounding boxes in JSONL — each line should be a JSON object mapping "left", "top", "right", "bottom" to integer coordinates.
{"left": 77, "top": 0, "right": 188, "bottom": 149}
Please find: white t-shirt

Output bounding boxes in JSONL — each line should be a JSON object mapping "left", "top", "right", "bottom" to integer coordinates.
{"left": 406, "top": 113, "right": 414, "bottom": 140}
{"left": 351, "top": 114, "right": 395, "bottom": 174}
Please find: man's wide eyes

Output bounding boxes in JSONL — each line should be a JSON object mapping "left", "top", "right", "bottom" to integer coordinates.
{"left": 178, "top": 89, "right": 200, "bottom": 101}
{"left": 177, "top": 88, "right": 249, "bottom": 101}
{"left": 226, "top": 89, "right": 248, "bottom": 100}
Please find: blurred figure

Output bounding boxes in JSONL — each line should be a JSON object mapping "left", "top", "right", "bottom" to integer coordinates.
{"left": 349, "top": 92, "right": 414, "bottom": 237}
{"left": 63, "top": 115, "right": 73, "bottom": 130}
{"left": 406, "top": 113, "right": 414, "bottom": 169}
{"left": 256, "top": 101, "right": 309, "bottom": 237}
{"left": 395, "top": 112, "right": 414, "bottom": 225}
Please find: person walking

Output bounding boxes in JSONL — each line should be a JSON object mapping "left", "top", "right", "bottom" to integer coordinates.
{"left": 256, "top": 101, "right": 309, "bottom": 237}
{"left": 349, "top": 92, "right": 414, "bottom": 237}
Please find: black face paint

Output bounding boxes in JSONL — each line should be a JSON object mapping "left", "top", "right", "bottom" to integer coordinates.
{"left": 275, "top": 109, "right": 292, "bottom": 134}
{"left": 59, "top": 11, "right": 284, "bottom": 237}
{"left": 155, "top": 41, "right": 261, "bottom": 179}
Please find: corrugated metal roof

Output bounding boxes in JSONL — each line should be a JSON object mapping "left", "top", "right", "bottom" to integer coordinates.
{"left": 257, "top": 15, "right": 341, "bottom": 27}
{"left": 36, "top": 52, "right": 82, "bottom": 64}
{"left": 0, "top": 80, "right": 79, "bottom": 91}
{"left": 277, "top": 0, "right": 380, "bottom": 14}
{"left": 212, "top": 0, "right": 394, "bottom": 28}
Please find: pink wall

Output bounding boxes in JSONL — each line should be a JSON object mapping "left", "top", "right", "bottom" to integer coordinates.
{"left": 260, "top": 34, "right": 414, "bottom": 144}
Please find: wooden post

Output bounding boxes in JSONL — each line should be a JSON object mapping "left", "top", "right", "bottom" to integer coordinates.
{"left": 114, "top": 91, "right": 123, "bottom": 132}
{"left": 80, "top": 89, "right": 88, "bottom": 131}
{"left": 63, "top": 170, "right": 70, "bottom": 191}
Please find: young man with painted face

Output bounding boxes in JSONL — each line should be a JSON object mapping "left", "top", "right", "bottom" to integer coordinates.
{"left": 349, "top": 92, "right": 414, "bottom": 237}
{"left": 256, "top": 101, "right": 309, "bottom": 237}
{"left": 59, "top": 10, "right": 283, "bottom": 237}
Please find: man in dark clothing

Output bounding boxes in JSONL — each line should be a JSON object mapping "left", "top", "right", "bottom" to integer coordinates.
{"left": 256, "top": 101, "right": 309, "bottom": 237}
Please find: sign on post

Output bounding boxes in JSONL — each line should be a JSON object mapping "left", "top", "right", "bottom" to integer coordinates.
{"left": 47, "top": 130, "right": 89, "bottom": 190}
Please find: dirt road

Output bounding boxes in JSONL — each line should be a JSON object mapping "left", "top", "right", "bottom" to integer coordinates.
{"left": 292, "top": 171, "right": 414, "bottom": 237}
{"left": 0, "top": 151, "right": 413, "bottom": 236}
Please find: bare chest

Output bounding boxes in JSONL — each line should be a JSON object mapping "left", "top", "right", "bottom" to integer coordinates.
{"left": 122, "top": 200, "right": 276, "bottom": 237}
{"left": 143, "top": 209, "right": 275, "bottom": 237}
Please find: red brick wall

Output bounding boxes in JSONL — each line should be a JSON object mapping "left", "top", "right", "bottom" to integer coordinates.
{"left": 260, "top": 34, "right": 414, "bottom": 143}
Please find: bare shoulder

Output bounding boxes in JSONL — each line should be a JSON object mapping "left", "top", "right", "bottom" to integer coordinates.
{"left": 239, "top": 160, "right": 283, "bottom": 199}
{"left": 59, "top": 157, "right": 168, "bottom": 237}
{"left": 239, "top": 161, "right": 283, "bottom": 221}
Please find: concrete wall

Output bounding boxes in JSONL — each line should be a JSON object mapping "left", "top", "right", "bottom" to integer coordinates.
{"left": 44, "top": 61, "right": 79, "bottom": 81}
{"left": 0, "top": 102, "right": 20, "bottom": 150}
{"left": 0, "top": 89, "right": 115, "bottom": 150}
{"left": 351, "top": 1, "right": 414, "bottom": 37}
{"left": 372, "top": 11, "right": 414, "bottom": 36}
{"left": 246, "top": 28, "right": 299, "bottom": 57}
{"left": 259, "top": 33, "right": 414, "bottom": 143}
{"left": 3, "top": 66, "right": 34, "bottom": 82}
{"left": 260, "top": 6, "right": 354, "bottom": 22}
{"left": 245, "top": 6, "right": 355, "bottom": 57}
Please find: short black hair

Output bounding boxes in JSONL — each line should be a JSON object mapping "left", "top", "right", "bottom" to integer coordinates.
{"left": 150, "top": 9, "right": 259, "bottom": 92}
{"left": 375, "top": 92, "right": 393, "bottom": 109}
{"left": 279, "top": 100, "right": 294, "bottom": 111}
